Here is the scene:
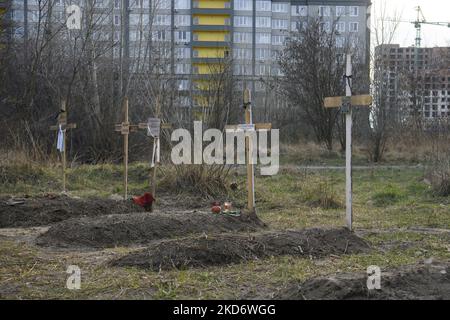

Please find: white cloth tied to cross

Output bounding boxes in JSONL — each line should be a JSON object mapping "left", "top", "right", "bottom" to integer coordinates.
{"left": 56, "top": 125, "right": 65, "bottom": 153}
{"left": 147, "top": 119, "right": 161, "bottom": 168}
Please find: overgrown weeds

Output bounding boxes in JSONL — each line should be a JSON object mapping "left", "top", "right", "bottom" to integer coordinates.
{"left": 298, "top": 176, "right": 343, "bottom": 209}
{"left": 171, "top": 164, "right": 232, "bottom": 199}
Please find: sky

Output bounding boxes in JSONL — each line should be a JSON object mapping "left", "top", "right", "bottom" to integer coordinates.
{"left": 371, "top": 0, "right": 450, "bottom": 47}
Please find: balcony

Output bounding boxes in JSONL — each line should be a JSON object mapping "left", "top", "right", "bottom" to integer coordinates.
{"left": 192, "top": 0, "right": 232, "bottom": 14}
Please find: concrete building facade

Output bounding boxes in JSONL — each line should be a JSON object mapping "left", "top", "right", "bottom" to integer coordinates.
{"left": 375, "top": 44, "right": 450, "bottom": 122}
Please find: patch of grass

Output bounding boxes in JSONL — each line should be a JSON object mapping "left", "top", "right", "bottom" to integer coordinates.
{"left": 298, "top": 176, "right": 343, "bottom": 209}
{"left": 371, "top": 185, "right": 405, "bottom": 207}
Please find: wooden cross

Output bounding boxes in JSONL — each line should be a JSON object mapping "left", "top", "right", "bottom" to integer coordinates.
{"left": 115, "top": 97, "right": 171, "bottom": 202}
{"left": 50, "top": 100, "right": 77, "bottom": 192}
{"left": 324, "top": 54, "right": 373, "bottom": 231}
{"left": 225, "top": 89, "right": 271, "bottom": 214}
{"left": 115, "top": 97, "right": 139, "bottom": 200}
{"left": 136, "top": 99, "right": 172, "bottom": 211}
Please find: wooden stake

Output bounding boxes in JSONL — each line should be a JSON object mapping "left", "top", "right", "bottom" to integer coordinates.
{"left": 244, "top": 89, "right": 255, "bottom": 212}
{"left": 345, "top": 54, "right": 353, "bottom": 231}
{"left": 123, "top": 98, "right": 129, "bottom": 200}
{"left": 50, "top": 100, "right": 76, "bottom": 193}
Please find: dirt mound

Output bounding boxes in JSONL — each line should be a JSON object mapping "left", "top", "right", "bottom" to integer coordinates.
{"left": 0, "top": 195, "right": 144, "bottom": 228}
{"left": 36, "top": 212, "right": 264, "bottom": 248}
{"left": 110, "top": 228, "right": 370, "bottom": 270}
{"left": 276, "top": 261, "right": 450, "bottom": 300}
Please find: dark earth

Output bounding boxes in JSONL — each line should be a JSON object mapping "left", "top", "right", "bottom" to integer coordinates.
{"left": 275, "top": 261, "right": 450, "bottom": 300}
{"left": 0, "top": 195, "right": 144, "bottom": 228}
{"left": 111, "top": 228, "right": 370, "bottom": 270}
{"left": 36, "top": 211, "right": 265, "bottom": 248}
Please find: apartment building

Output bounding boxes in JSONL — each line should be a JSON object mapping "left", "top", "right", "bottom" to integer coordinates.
{"left": 375, "top": 44, "right": 450, "bottom": 121}
{"left": 6, "top": 0, "right": 371, "bottom": 112}
{"left": 0, "top": 0, "right": 10, "bottom": 42}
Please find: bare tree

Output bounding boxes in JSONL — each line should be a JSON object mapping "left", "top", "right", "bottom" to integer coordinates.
{"left": 369, "top": 1, "right": 402, "bottom": 162}
{"left": 278, "top": 17, "right": 362, "bottom": 150}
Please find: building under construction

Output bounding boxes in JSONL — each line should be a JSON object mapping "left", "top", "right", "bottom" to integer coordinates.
{"left": 374, "top": 44, "right": 450, "bottom": 122}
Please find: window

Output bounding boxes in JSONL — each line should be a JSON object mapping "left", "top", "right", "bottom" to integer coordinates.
{"left": 177, "top": 80, "right": 189, "bottom": 91}
{"left": 256, "top": 1, "right": 271, "bottom": 12}
{"left": 233, "top": 48, "right": 252, "bottom": 60}
{"left": 233, "top": 32, "right": 252, "bottom": 43}
{"left": 233, "top": 64, "right": 252, "bottom": 76}
{"left": 350, "top": 6, "right": 359, "bottom": 17}
{"left": 234, "top": 0, "right": 252, "bottom": 11}
{"left": 114, "top": 0, "right": 120, "bottom": 8}
{"left": 256, "top": 32, "right": 270, "bottom": 44}
{"left": 320, "top": 22, "right": 330, "bottom": 32}
{"left": 271, "top": 35, "right": 286, "bottom": 45}
{"left": 272, "top": 3, "right": 288, "bottom": 13}
{"left": 130, "top": 30, "right": 141, "bottom": 41}
{"left": 256, "top": 16, "right": 271, "bottom": 28}
{"left": 175, "top": 47, "right": 190, "bottom": 59}
{"left": 153, "top": 30, "right": 169, "bottom": 41}
{"left": 93, "top": 13, "right": 109, "bottom": 25}
{"left": 336, "top": 37, "right": 345, "bottom": 48}
{"left": 272, "top": 19, "right": 288, "bottom": 30}
{"left": 175, "top": 31, "right": 190, "bottom": 42}
{"left": 337, "top": 21, "right": 345, "bottom": 33}
{"left": 256, "top": 64, "right": 270, "bottom": 75}
{"left": 255, "top": 81, "right": 266, "bottom": 92}
{"left": 158, "top": 0, "right": 171, "bottom": 9}
{"left": 234, "top": 16, "right": 252, "bottom": 27}
{"left": 319, "top": 6, "right": 330, "bottom": 17}
{"left": 155, "top": 15, "right": 170, "bottom": 25}
{"left": 175, "top": 64, "right": 190, "bottom": 74}
{"left": 255, "top": 48, "right": 270, "bottom": 60}
{"left": 349, "top": 22, "right": 359, "bottom": 32}
{"left": 175, "top": 0, "right": 190, "bottom": 9}
{"left": 271, "top": 66, "right": 283, "bottom": 76}
{"left": 12, "top": 10, "right": 24, "bottom": 21}
{"left": 291, "top": 21, "right": 301, "bottom": 31}
{"left": 292, "top": 5, "right": 307, "bottom": 16}
{"left": 114, "top": 15, "right": 120, "bottom": 25}
{"left": 336, "top": 6, "right": 345, "bottom": 16}
{"left": 175, "top": 15, "right": 190, "bottom": 26}
{"left": 95, "top": 0, "right": 106, "bottom": 7}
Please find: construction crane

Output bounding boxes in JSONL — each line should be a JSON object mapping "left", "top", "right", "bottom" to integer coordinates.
{"left": 410, "top": 6, "right": 450, "bottom": 48}
{"left": 382, "top": 6, "right": 450, "bottom": 48}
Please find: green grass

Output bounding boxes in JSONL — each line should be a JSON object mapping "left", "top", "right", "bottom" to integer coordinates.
{"left": 0, "top": 163, "right": 449, "bottom": 299}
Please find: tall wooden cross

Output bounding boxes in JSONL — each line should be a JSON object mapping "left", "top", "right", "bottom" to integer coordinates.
{"left": 324, "top": 54, "right": 373, "bottom": 230}
{"left": 226, "top": 89, "right": 271, "bottom": 214}
{"left": 50, "top": 100, "right": 77, "bottom": 192}
{"left": 136, "top": 99, "right": 172, "bottom": 211}
{"left": 115, "top": 97, "right": 138, "bottom": 200}
{"left": 115, "top": 97, "right": 171, "bottom": 202}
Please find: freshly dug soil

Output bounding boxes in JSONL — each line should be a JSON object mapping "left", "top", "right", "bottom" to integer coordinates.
{"left": 0, "top": 195, "right": 144, "bottom": 228}
{"left": 110, "top": 228, "right": 370, "bottom": 270}
{"left": 276, "top": 261, "right": 450, "bottom": 300}
{"left": 36, "top": 211, "right": 264, "bottom": 248}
